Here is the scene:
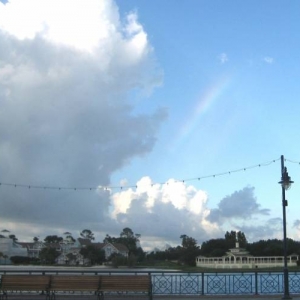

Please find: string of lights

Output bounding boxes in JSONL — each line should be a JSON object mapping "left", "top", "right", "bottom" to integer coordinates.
{"left": 0, "top": 157, "right": 288, "bottom": 192}
{"left": 285, "top": 158, "right": 300, "bottom": 165}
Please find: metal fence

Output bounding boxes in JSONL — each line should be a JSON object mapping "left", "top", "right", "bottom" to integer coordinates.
{"left": 151, "top": 271, "right": 300, "bottom": 296}
{"left": 1, "top": 269, "right": 300, "bottom": 296}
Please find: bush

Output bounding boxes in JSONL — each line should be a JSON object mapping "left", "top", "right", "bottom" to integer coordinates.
{"left": 10, "top": 256, "right": 39, "bottom": 265}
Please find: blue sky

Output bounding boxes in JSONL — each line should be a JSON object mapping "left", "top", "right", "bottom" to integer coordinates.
{"left": 0, "top": 0, "right": 300, "bottom": 250}
{"left": 113, "top": 0, "right": 300, "bottom": 244}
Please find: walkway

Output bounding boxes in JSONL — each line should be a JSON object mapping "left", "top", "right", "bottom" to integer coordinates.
{"left": 2, "top": 295, "right": 300, "bottom": 300}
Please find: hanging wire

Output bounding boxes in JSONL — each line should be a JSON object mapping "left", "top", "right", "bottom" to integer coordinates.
{"left": 285, "top": 158, "right": 300, "bottom": 165}
{"left": 0, "top": 157, "right": 282, "bottom": 192}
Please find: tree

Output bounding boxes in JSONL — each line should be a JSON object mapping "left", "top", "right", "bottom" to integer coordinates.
{"left": 179, "top": 234, "right": 200, "bottom": 266}
{"left": 80, "top": 245, "right": 105, "bottom": 265}
{"left": 246, "top": 238, "right": 300, "bottom": 256}
{"left": 180, "top": 235, "right": 198, "bottom": 249}
{"left": 120, "top": 228, "right": 134, "bottom": 239}
{"left": 103, "top": 234, "right": 115, "bottom": 243}
{"left": 200, "top": 238, "right": 228, "bottom": 257}
{"left": 10, "top": 256, "right": 39, "bottom": 265}
{"left": 66, "top": 253, "right": 77, "bottom": 265}
{"left": 109, "top": 253, "right": 127, "bottom": 268}
{"left": 33, "top": 237, "right": 39, "bottom": 242}
{"left": 80, "top": 229, "right": 95, "bottom": 240}
{"left": 225, "top": 231, "right": 247, "bottom": 248}
{"left": 39, "top": 247, "right": 60, "bottom": 264}
{"left": 65, "top": 235, "right": 76, "bottom": 243}
{"left": 104, "top": 228, "right": 144, "bottom": 259}
{"left": 10, "top": 256, "right": 31, "bottom": 264}
{"left": 103, "top": 228, "right": 145, "bottom": 266}
{"left": 9, "top": 234, "right": 18, "bottom": 242}
{"left": 44, "top": 235, "right": 63, "bottom": 244}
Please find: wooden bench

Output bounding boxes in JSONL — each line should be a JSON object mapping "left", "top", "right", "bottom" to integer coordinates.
{"left": 49, "top": 275, "right": 101, "bottom": 299}
{"left": 99, "top": 275, "right": 152, "bottom": 300}
{"left": 0, "top": 274, "right": 51, "bottom": 299}
{"left": 0, "top": 274, "right": 152, "bottom": 299}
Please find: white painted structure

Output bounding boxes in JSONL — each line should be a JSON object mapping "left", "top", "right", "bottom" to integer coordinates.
{"left": 0, "top": 237, "right": 28, "bottom": 263}
{"left": 196, "top": 239, "right": 299, "bottom": 269}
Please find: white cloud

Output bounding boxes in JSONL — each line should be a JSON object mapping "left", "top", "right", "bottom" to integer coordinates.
{"left": 263, "top": 56, "right": 274, "bottom": 64}
{"left": 0, "top": 0, "right": 119, "bottom": 53}
{"left": 111, "top": 177, "right": 221, "bottom": 249}
{"left": 0, "top": 0, "right": 165, "bottom": 242}
{"left": 218, "top": 52, "right": 228, "bottom": 64}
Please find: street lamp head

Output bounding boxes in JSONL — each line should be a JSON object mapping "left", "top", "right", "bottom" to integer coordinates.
{"left": 279, "top": 167, "right": 294, "bottom": 190}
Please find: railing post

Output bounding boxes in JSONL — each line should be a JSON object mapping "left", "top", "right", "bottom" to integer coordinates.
{"left": 201, "top": 272, "right": 204, "bottom": 295}
{"left": 255, "top": 271, "right": 258, "bottom": 295}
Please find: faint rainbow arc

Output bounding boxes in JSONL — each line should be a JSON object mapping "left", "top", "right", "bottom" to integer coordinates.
{"left": 174, "top": 75, "right": 232, "bottom": 147}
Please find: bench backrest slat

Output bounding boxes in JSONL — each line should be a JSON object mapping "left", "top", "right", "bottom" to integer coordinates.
{"left": 50, "top": 275, "right": 101, "bottom": 291}
{"left": 1, "top": 275, "right": 51, "bottom": 291}
{"left": 100, "top": 275, "right": 151, "bottom": 291}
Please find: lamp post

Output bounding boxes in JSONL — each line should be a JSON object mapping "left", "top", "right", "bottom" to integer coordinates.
{"left": 278, "top": 155, "right": 293, "bottom": 299}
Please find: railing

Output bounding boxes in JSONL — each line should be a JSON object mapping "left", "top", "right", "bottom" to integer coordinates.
{"left": 0, "top": 269, "right": 300, "bottom": 296}
{"left": 152, "top": 272, "right": 300, "bottom": 295}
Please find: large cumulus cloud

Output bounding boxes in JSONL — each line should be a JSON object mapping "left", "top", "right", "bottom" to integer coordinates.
{"left": 0, "top": 0, "right": 165, "bottom": 240}
{"left": 110, "top": 177, "right": 221, "bottom": 249}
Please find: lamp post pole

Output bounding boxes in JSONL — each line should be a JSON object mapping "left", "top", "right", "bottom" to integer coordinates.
{"left": 279, "top": 155, "right": 293, "bottom": 300}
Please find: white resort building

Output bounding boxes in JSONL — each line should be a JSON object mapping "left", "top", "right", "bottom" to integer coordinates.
{"left": 196, "top": 239, "right": 299, "bottom": 269}
{"left": 0, "top": 237, "right": 27, "bottom": 264}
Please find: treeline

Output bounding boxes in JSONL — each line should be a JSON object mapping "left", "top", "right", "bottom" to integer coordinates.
{"left": 147, "top": 231, "right": 300, "bottom": 267}
{"left": 4, "top": 228, "right": 300, "bottom": 267}
{"left": 6, "top": 228, "right": 144, "bottom": 267}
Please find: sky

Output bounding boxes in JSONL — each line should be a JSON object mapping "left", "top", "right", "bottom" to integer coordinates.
{"left": 0, "top": 0, "right": 300, "bottom": 252}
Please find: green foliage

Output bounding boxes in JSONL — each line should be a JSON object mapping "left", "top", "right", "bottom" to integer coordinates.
{"left": 128, "top": 253, "right": 137, "bottom": 267}
{"left": 246, "top": 238, "right": 300, "bottom": 256}
{"left": 225, "top": 231, "right": 247, "bottom": 248}
{"left": 44, "top": 235, "right": 63, "bottom": 244}
{"left": 80, "top": 229, "right": 95, "bottom": 240}
{"left": 9, "top": 234, "right": 18, "bottom": 242}
{"left": 80, "top": 245, "right": 105, "bottom": 265}
{"left": 66, "top": 253, "right": 77, "bottom": 264}
{"left": 148, "top": 232, "right": 250, "bottom": 266}
{"left": 200, "top": 238, "right": 228, "bottom": 257}
{"left": 39, "top": 247, "right": 60, "bottom": 264}
{"left": 10, "top": 256, "right": 39, "bottom": 264}
{"left": 180, "top": 235, "right": 197, "bottom": 249}
{"left": 147, "top": 239, "right": 201, "bottom": 267}
{"left": 109, "top": 253, "right": 128, "bottom": 267}
{"left": 179, "top": 235, "right": 200, "bottom": 266}
{"left": 65, "top": 235, "right": 76, "bottom": 243}
{"left": 120, "top": 227, "right": 134, "bottom": 238}
{"left": 104, "top": 227, "right": 144, "bottom": 259}
{"left": 200, "top": 231, "right": 248, "bottom": 257}
{"left": 147, "top": 235, "right": 201, "bottom": 266}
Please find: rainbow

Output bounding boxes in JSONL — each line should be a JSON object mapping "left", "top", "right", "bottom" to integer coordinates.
{"left": 173, "top": 75, "right": 232, "bottom": 147}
